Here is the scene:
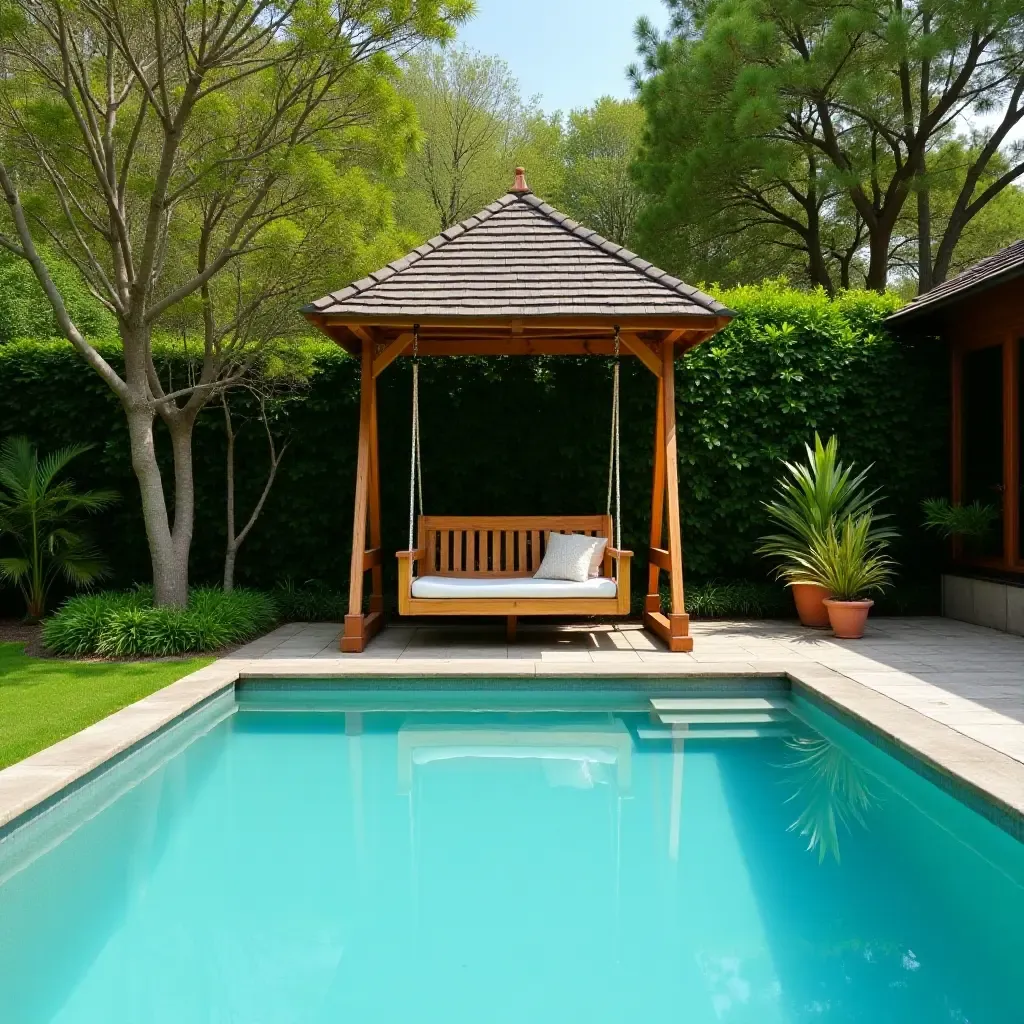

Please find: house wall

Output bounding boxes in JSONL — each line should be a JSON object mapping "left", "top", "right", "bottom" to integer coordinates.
{"left": 942, "top": 573, "right": 1024, "bottom": 635}
{"left": 945, "top": 277, "right": 1024, "bottom": 576}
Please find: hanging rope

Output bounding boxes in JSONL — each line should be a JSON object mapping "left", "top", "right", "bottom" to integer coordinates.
{"left": 606, "top": 326, "right": 621, "bottom": 552}
{"left": 408, "top": 325, "right": 423, "bottom": 551}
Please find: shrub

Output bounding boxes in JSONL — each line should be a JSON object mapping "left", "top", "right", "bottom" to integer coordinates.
{"left": 273, "top": 579, "right": 348, "bottom": 621}
{"left": 43, "top": 587, "right": 277, "bottom": 656}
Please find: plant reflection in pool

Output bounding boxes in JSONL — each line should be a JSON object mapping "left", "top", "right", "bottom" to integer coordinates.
{"left": 779, "top": 734, "right": 878, "bottom": 863}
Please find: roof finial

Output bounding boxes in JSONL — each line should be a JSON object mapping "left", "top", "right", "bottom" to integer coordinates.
{"left": 510, "top": 166, "right": 531, "bottom": 194}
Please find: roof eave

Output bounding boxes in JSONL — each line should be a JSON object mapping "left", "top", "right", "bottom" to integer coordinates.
{"left": 887, "top": 263, "right": 1024, "bottom": 327}
{"left": 303, "top": 310, "right": 734, "bottom": 328}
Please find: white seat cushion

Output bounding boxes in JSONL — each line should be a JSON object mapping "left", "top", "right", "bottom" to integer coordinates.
{"left": 410, "top": 575, "right": 617, "bottom": 599}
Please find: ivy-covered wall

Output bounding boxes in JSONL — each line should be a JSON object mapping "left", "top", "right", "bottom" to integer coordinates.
{"left": 0, "top": 283, "right": 948, "bottom": 610}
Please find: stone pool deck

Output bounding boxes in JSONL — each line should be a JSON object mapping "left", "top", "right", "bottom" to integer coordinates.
{"left": 2, "top": 616, "right": 1024, "bottom": 838}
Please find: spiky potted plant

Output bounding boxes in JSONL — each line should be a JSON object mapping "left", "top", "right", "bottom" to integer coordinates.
{"left": 789, "top": 514, "right": 896, "bottom": 639}
{"left": 758, "top": 434, "right": 893, "bottom": 627}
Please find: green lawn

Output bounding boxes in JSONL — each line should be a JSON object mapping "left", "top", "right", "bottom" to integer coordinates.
{"left": 0, "top": 642, "right": 214, "bottom": 770}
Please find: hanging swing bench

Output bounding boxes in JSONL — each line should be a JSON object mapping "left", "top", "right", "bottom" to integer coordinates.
{"left": 397, "top": 325, "right": 630, "bottom": 632}
{"left": 302, "top": 169, "right": 734, "bottom": 653}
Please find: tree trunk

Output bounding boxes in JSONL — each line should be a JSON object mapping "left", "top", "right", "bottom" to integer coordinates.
{"left": 223, "top": 396, "right": 237, "bottom": 592}
{"left": 806, "top": 246, "right": 835, "bottom": 296}
{"left": 932, "top": 213, "right": 967, "bottom": 286}
{"left": 864, "top": 228, "right": 891, "bottom": 293}
{"left": 223, "top": 545, "right": 237, "bottom": 592}
{"left": 917, "top": 163, "right": 932, "bottom": 294}
{"left": 124, "top": 402, "right": 191, "bottom": 607}
{"left": 220, "top": 391, "right": 285, "bottom": 592}
{"left": 803, "top": 168, "right": 835, "bottom": 295}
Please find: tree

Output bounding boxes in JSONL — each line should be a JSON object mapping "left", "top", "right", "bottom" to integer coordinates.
{"left": 554, "top": 97, "right": 645, "bottom": 247}
{"left": 0, "top": 436, "right": 116, "bottom": 619}
{"left": 634, "top": 0, "right": 1024, "bottom": 292}
{"left": 219, "top": 342, "right": 316, "bottom": 591}
{"left": 396, "top": 46, "right": 562, "bottom": 237}
{"left": 0, "top": 0, "right": 468, "bottom": 606}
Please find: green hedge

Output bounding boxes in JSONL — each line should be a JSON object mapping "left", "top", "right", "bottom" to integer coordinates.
{"left": 0, "top": 283, "right": 948, "bottom": 613}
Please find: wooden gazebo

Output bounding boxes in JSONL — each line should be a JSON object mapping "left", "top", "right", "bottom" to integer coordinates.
{"left": 303, "top": 170, "right": 734, "bottom": 653}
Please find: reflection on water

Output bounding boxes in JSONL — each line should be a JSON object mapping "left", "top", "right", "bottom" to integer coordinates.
{"left": 779, "top": 735, "right": 878, "bottom": 863}
{"left": 0, "top": 694, "right": 1021, "bottom": 1024}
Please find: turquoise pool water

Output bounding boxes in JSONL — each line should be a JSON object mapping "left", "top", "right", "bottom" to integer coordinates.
{"left": 1, "top": 686, "right": 1022, "bottom": 1023}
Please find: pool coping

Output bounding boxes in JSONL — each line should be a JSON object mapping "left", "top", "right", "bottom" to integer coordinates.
{"left": 1, "top": 658, "right": 1022, "bottom": 842}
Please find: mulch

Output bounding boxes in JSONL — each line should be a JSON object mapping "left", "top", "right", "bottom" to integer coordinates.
{"left": 0, "top": 619, "right": 40, "bottom": 646}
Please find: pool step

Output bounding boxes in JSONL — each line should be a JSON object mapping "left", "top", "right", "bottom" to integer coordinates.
{"left": 656, "top": 711, "right": 785, "bottom": 725}
{"left": 636, "top": 724, "right": 791, "bottom": 741}
{"left": 649, "top": 697, "right": 789, "bottom": 712}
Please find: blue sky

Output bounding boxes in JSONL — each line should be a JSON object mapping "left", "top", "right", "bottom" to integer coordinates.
{"left": 455, "top": 0, "right": 669, "bottom": 115}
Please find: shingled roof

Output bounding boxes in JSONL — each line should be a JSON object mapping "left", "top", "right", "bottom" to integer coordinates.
{"left": 887, "top": 239, "right": 1024, "bottom": 325}
{"left": 303, "top": 187, "right": 732, "bottom": 321}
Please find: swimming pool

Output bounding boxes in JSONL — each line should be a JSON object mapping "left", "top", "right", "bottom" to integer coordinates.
{"left": 1, "top": 684, "right": 1021, "bottom": 1023}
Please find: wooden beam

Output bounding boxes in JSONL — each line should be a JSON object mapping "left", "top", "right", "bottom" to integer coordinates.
{"left": 370, "top": 338, "right": 626, "bottom": 358}
{"left": 372, "top": 332, "right": 414, "bottom": 377}
{"left": 648, "top": 546, "right": 671, "bottom": 571}
{"left": 619, "top": 332, "right": 662, "bottom": 377}
{"left": 643, "top": 610, "right": 694, "bottom": 653}
{"left": 342, "top": 343, "right": 375, "bottom": 653}
{"left": 348, "top": 324, "right": 375, "bottom": 347}
{"left": 341, "top": 610, "right": 383, "bottom": 653}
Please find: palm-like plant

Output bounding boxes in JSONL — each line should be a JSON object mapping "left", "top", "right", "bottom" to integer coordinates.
{"left": 758, "top": 434, "right": 896, "bottom": 581}
{"left": 782, "top": 514, "right": 895, "bottom": 600}
{"left": 922, "top": 497, "right": 999, "bottom": 540}
{"left": 0, "top": 437, "right": 118, "bottom": 619}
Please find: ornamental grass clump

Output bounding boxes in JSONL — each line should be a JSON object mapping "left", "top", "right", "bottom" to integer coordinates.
{"left": 682, "top": 579, "right": 791, "bottom": 618}
{"left": 273, "top": 579, "right": 347, "bottom": 621}
{"left": 44, "top": 587, "right": 277, "bottom": 657}
{"left": 786, "top": 514, "right": 896, "bottom": 602}
{"left": 922, "top": 498, "right": 999, "bottom": 540}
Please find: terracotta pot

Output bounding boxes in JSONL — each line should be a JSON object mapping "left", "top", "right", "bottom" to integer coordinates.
{"left": 824, "top": 598, "right": 874, "bottom": 639}
{"left": 791, "top": 583, "right": 831, "bottom": 628}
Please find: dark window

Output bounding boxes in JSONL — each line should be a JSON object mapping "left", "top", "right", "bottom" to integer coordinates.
{"left": 962, "top": 343, "right": 1003, "bottom": 558}
{"left": 1019, "top": 339, "right": 1024, "bottom": 561}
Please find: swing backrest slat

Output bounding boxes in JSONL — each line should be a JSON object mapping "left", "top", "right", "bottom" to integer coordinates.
{"left": 418, "top": 515, "right": 614, "bottom": 578}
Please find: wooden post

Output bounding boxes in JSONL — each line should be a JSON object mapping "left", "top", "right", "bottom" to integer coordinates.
{"left": 367, "top": 372, "right": 383, "bottom": 614}
{"left": 950, "top": 344, "right": 963, "bottom": 564}
{"left": 646, "top": 377, "right": 666, "bottom": 613}
{"left": 506, "top": 615, "right": 517, "bottom": 643}
{"left": 341, "top": 342, "right": 383, "bottom": 652}
{"left": 1003, "top": 336, "right": 1019, "bottom": 568}
{"left": 642, "top": 339, "right": 692, "bottom": 652}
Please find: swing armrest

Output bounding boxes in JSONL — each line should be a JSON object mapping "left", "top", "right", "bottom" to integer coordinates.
{"left": 605, "top": 548, "right": 632, "bottom": 615}
{"left": 396, "top": 549, "right": 425, "bottom": 617}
